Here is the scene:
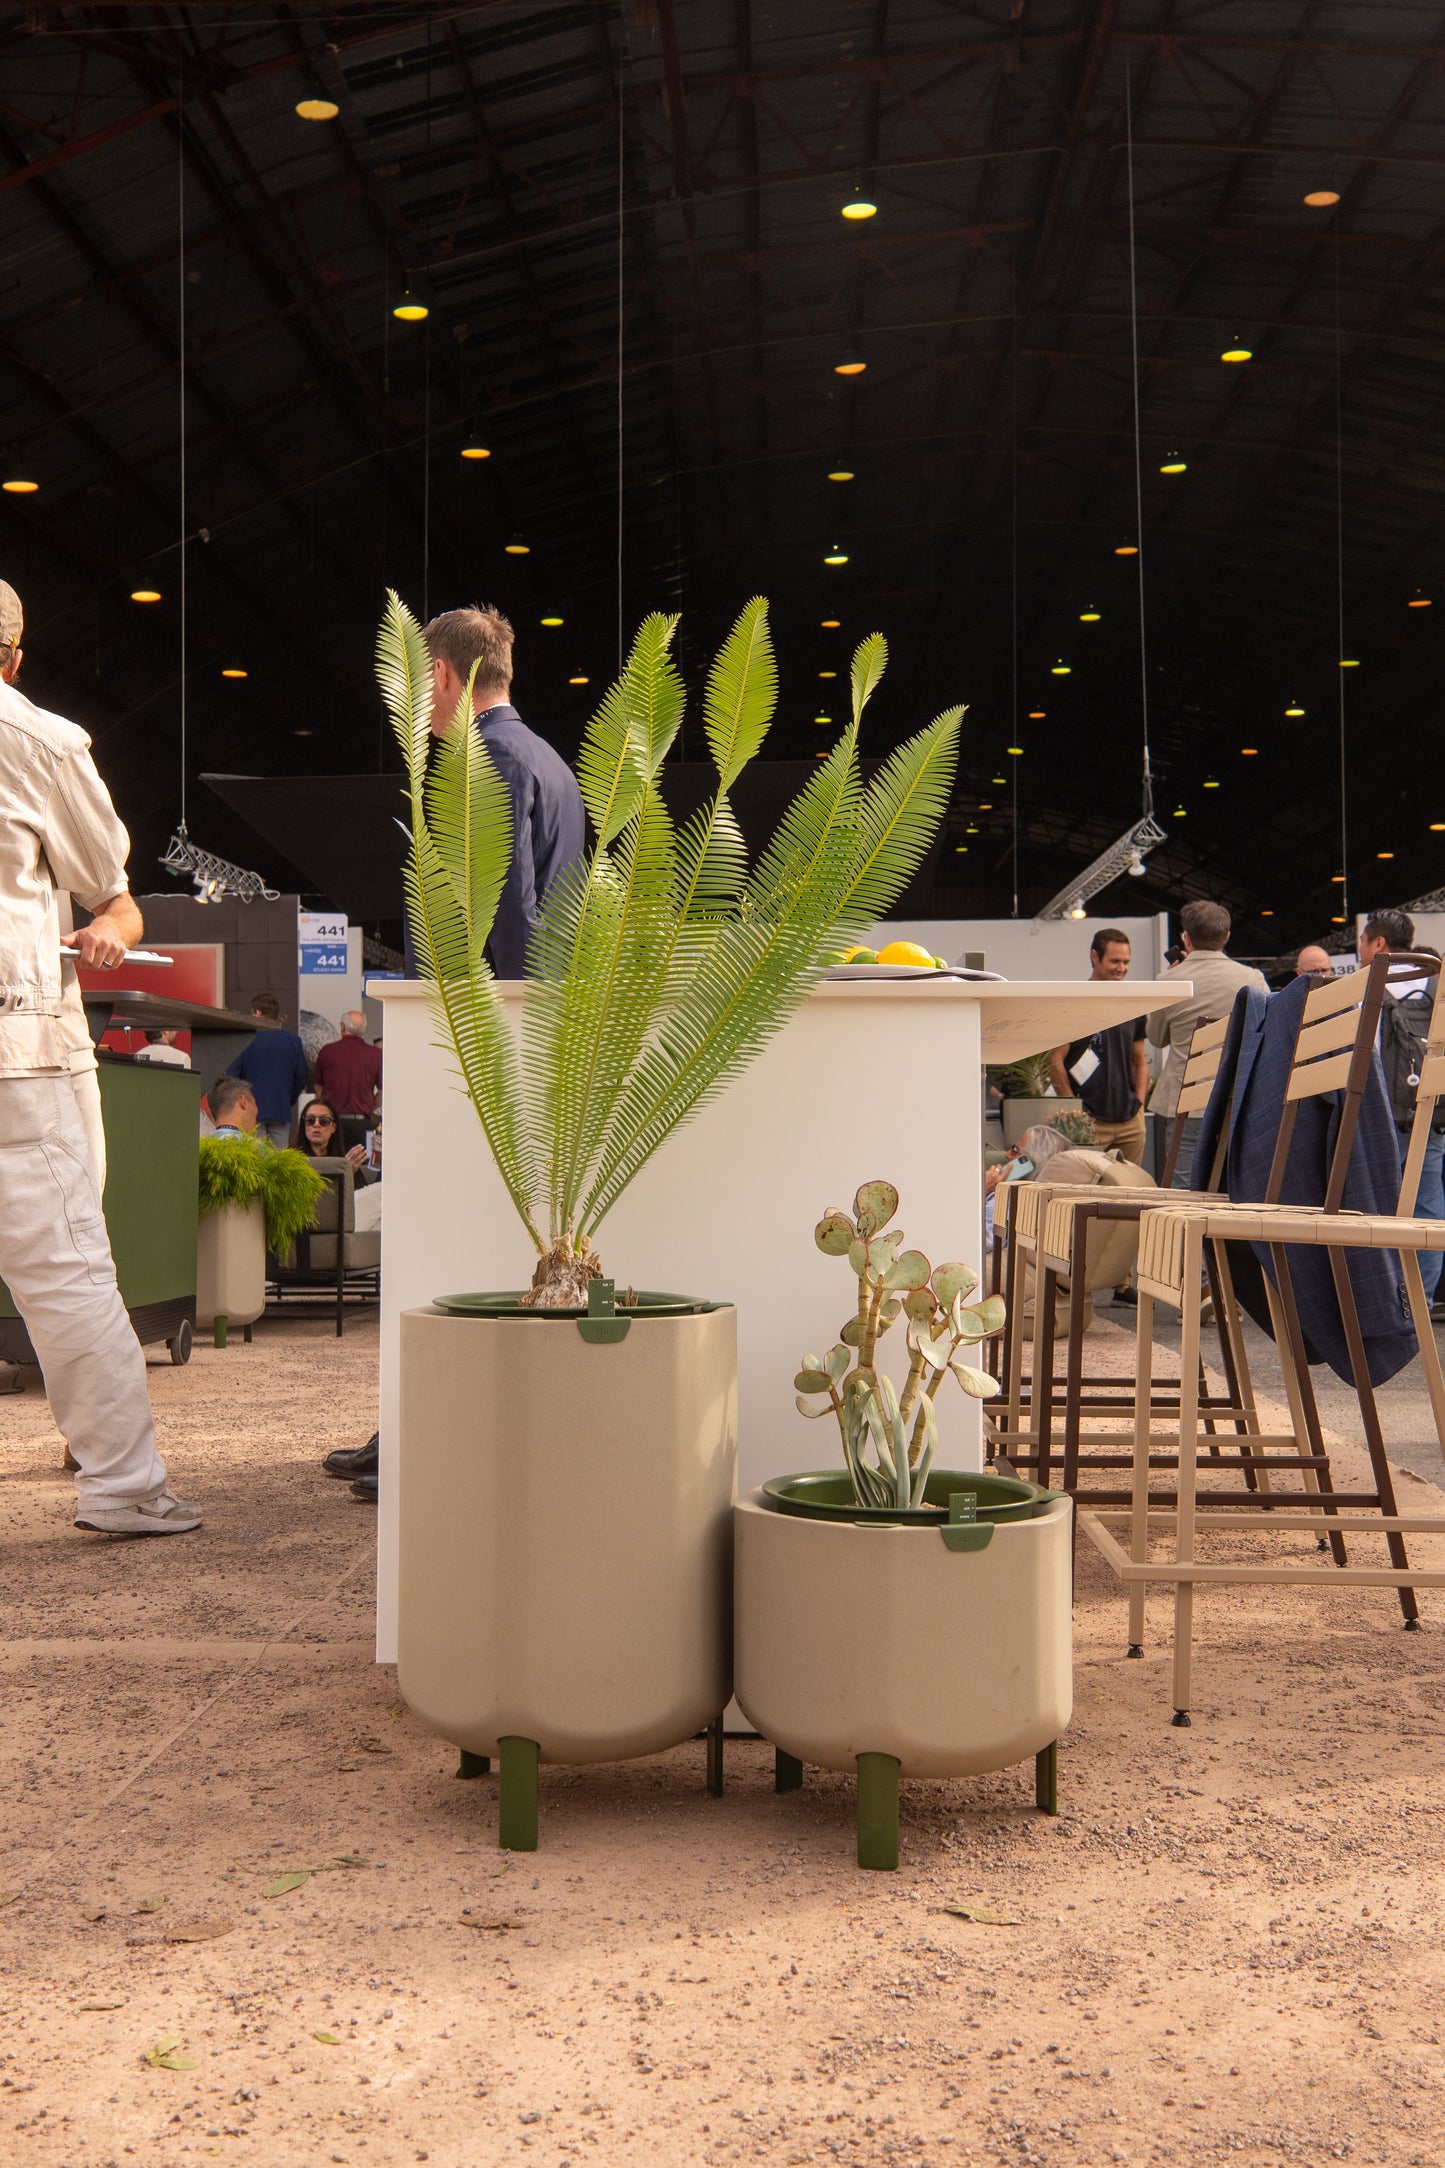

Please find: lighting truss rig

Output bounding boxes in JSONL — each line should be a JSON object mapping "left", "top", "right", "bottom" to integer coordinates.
{"left": 1032, "top": 813, "right": 1168, "bottom": 925}
{"left": 160, "top": 823, "right": 278, "bottom": 904}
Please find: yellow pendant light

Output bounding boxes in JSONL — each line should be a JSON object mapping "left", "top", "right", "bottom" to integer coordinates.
{"left": 568, "top": 672, "right": 589, "bottom": 685}
{"left": 1078, "top": 606, "right": 1100, "bottom": 622}
{"left": 130, "top": 589, "right": 162, "bottom": 603}
{"left": 820, "top": 618, "right": 840, "bottom": 628}
{"left": 2, "top": 478, "right": 38, "bottom": 494}
{"left": 841, "top": 194, "right": 877, "bottom": 221}
{"left": 1203, "top": 777, "right": 1220, "bottom": 789}
{"left": 1331, "top": 874, "right": 1345, "bottom": 883}
{"left": 220, "top": 665, "right": 248, "bottom": 680}
{"left": 978, "top": 802, "right": 992, "bottom": 811}
{"left": 954, "top": 844, "right": 968, "bottom": 853}
{"left": 460, "top": 446, "right": 491, "bottom": 461}
{"left": 1172, "top": 804, "right": 1186, "bottom": 817}
{"left": 823, "top": 545, "right": 849, "bottom": 565}
{"left": 1378, "top": 851, "right": 1394, "bottom": 860}
{"left": 827, "top": 470, "right": 854, "bottom": 482}
{"left": 539, "top": 615, "right": 564, "bottom": 627}
{"left": 834, "top": 352, "right": 866, "bottom": 377}
{"left": 505, "top": 536, "right": 530, "bottom": 555}
{"left": 1339, "top": 656, "right": 1359, "bottom": 667}
{"left": 1050, "top": 660, "right": 1071, "bottom": 675}
{"left": 1285, "top": 701, "right": 1305, "bottom": 716}
{"left": 393, "top": 291, "right": 428, "bottom": 321}
{"left": 1007, "top": 744, "right": 1024, "bottom": 756}
{"left": 1431, "top": 823, "right": 1445, "bottom": 832}
{"left": 1028, "top": 709, "right": 1045, "bottom": 720}
{"left": 1409, "top": 589, "right": 1432, "bottom": 607}
{"left": 1240, "top": 747, "right": 1258, "bottom": 756}
{"left": 1304, "top": 189, "right": 1340, "bottom": 208}
{"left": 1220, "top": 340, "right": 1252, "bottom": 363}
{"left": 818, "top": 670, "right": 836, "bottom": 679}
{"left": 814, "top": 714, "right": 833, "bottom": 726}
{"left": 1159, "top": 454, "right": 1187, "bottom": 474}
{"left": 1114, "top": 542, "right": 1138, "bottom": 556}
{"left": 992, "top": 775, "right": 1007, "bottom": 785}
{"left": 296, "top": 98, "right": 339, "bottom": 121}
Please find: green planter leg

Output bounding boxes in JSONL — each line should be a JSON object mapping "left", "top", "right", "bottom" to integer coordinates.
{"left": 1035, "top": 1739, "right": 1059, "bottom": 1816}
{"left": 498, "top": 1736, "right": 539, "bottom": 1851}
{"left": 856, "top": 1752, "right": 900, "bottom": 1871}
{"left": 705, "top": 1716, "right": 724, "bottom": 1797}
{"left": 243, "top": 1322, "right": 253, "bottom": 1344}
{"left": 775, "top": 1749, "right": 804, "bottom": 1794}
{"left": 214, "top": 1315, "right": 228, "bottom": 1350}
{"left": 456, "top": 1749, "right": 491, "bottom": 1780}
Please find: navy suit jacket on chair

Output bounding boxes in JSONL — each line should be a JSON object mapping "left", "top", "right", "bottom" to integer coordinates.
{"left": 1191, "top": 973, "right": 1415, "bottom": 1387}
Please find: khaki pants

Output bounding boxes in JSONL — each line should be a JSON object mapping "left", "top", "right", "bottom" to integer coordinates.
{"left": 0, "top": 1074, "right": 166, "bottom": 1511}
{"left": 1089, "top": 1110, "right": 1146, "bottom": 1165}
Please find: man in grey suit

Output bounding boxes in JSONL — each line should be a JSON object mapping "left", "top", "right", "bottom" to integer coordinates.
{"left": 1147, "top": 899, "right": 1268, "bottom": 1187}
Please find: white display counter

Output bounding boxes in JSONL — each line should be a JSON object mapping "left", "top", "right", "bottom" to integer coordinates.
{"left": 369, "top": 975, "right": 1188, "bottom": 1660}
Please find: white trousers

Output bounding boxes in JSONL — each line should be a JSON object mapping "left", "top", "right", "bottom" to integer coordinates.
{"left": 0, "top": 1073, "right": 166, "bottom": 1509}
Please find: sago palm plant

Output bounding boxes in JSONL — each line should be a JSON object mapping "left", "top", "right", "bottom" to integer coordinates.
{"left": 378, "top": 589, "right": 963, "bottom": 1305}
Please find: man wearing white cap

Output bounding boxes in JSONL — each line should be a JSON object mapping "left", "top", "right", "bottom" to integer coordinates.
{"left": 0, "top": 579, "right": 200, "bottom": 1534}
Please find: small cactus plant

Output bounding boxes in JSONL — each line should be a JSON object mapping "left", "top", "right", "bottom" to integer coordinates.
{"left": 793, "top": 1179, "right": 1005, "bottom": 1512}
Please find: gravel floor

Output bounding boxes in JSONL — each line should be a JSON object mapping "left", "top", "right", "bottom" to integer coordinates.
{"left": 1, "top": 1307, "right": 1444, "bottom": 2168}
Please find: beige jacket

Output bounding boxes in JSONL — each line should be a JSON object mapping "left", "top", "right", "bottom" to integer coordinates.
{"left": 0, "top": 679, "right": 130, "bottom": 1077}
{"left": 1145, "top": 947, "right": 1268, "bottom": 1118}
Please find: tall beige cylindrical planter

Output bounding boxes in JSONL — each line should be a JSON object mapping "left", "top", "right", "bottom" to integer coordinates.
{"left": 398, "top": 1300, "right": 737, "bottom": 1849}
{"left": 195, "top": 1198, "right": 266, "bottom": 1348}
{"left": 735, "top": 1487, "right": 1072, "bottom": 1868}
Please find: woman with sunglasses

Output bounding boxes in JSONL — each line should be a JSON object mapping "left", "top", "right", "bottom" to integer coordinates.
{"left": 298, "top": 1097, "right": 372, "bottom": 1177}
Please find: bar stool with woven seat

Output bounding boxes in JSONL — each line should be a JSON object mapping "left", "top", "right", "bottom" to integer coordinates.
{"left": 1079, "top": 950, "right": 1445, "bottom": 1726}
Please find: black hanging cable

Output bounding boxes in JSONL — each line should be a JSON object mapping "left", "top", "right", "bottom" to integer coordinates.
{"left": 177, "top": 103, "right": 187, "bottom": 832}
{"left": 1124, "top": 58, "right": 1153, "bottom": 828}
{"left": 615, "top": 37, "right": 626, "bottom": 673}
{"left": 1334, "top": 229, "right": 1349, "bottom": 931}
{"left": 1009, "top": 239, "right": 1020, "bottom": 919}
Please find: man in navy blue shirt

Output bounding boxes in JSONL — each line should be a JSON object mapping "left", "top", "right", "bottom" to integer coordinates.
{"left": 421, "top": 604, "right": 586, "bottom": 979}
{"left": 226, "top": 993, "right": 308, "bottom": 1147}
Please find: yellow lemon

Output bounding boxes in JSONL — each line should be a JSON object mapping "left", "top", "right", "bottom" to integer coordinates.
{"left": 876, "top": 940, "right": 939, "bottom": 969}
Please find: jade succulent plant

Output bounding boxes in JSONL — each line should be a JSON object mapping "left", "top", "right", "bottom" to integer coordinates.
{"left": 793, "top": 1180, "right": 1006, "bottom": 1511}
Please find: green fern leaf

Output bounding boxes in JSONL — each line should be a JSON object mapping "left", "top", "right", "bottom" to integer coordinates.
{"left": 703, "top": 596, "right": 776, "bottom": 791}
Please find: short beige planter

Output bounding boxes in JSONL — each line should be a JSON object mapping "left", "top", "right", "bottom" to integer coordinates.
{"left": 735, "top": 1480, "right": 1073, "bottom": 1868}
{"left": 195, "top": 1198, "right": 266, "bottom": 1348}
{"left": 398, "top": 1297, "right": 737, "bottom": 1850}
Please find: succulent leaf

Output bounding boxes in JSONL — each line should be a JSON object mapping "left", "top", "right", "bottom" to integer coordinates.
{"left": 823, "top": 1343, "right": 851, "bottom": 1382}
{"left": 847, "top": 1237, "right": 870, "bottom": 1278}
{"left": 840, "top": 1316, "right": 862, "bottom": 1347}
{"left": 950, "top": 1359, "right": 1001, "bottom": 1400}
{"left": 794, "top": 1369, "right": 831, "bottom": 1394}
{"left": 958, "top": 1295, "right": 1006, "bottom": 1338}
{"left": 853, "top": 1179, "right": 899, "bottom": 1236}
{"left": 815, "top": 1212, "right": 855, "bottom": 1256}
{"left": 918, "top": 1332, "right": 952, "bottom": 1371}
{"left": 867, "top": 1231, "right": 903, "bottom": 1272}
{"left": 882, "top": 1248, "right": 931, "bottom": 1292}
{"left": 903, "top": 1287, "right": 937, "bottom": 1320}
{"left": 879, "top": 1299, "right": 902, "bottom": 1324}
{"left": 933, "top": 1262, "right": 980, "bottom": 1309}
{"left": 795, "top": 1394, "right": 835, "bottom": 1418}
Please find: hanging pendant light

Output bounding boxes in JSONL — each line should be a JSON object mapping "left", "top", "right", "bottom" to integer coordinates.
{"left": 1114, "top": 541, "right": 1137, "bottom": 556}
{"left": 2, "top": 477, "right": 38, "bottom": 494}
{"left": 1050, "top": 659, "right": 1071, "bottom": 675}
{"left": 130, "top": 589, "right": 162, "bottom": 603}
{"left": 1159, "top": 454, "right": 1187, "bottom": 474}
{"left": 1220, "top": 338, "right": 1252, "bottom": 363}
{"left": 823, "top": 544, "right": 849, "bottom": 565}
{"left": 833, "top": 349, "right": 866, "bottom": 377}
{"left": 460, "top": 445, "right": 491, "bottom": 460}
{"left": 220, "top": 663, "right": 248, "bottom": 680}
{"left": 295, "top": 97, "right": 340, "bottom": 121}
{"left": 504, "top": 535, "right": 530, "bottom": 555}
{"left": 1304, "top": 189, "right": 1340, "bottom": 208}
{"left": 393, "top": 290, "right": 429, "bottom": 322}
{"left": 539, "top": 615, "right": 564, "bottom": 627}
{"left": 1285, "top": 701, "right": 1305, "bottom": 717}
{"left": 1078, "top": 606, "right": 1101, "bottom": 622}
{"left": 1409, "top": 588, "right": 1432, "bottom": 607}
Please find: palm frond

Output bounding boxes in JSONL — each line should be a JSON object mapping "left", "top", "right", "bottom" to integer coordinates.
{"left": 703, "top": 595, "right": 776, "bottom": 790}
{"left": 379, "top": 591, "right": 541, "bottom": 1243}
{"left": 574, "top": 612, "right": 681, "bottom": 846}
{"left": 832, "top": 706, "right": 965, "bottom": 926}
{"left": 850, "top": 632, "right": 888, "bottom": 726}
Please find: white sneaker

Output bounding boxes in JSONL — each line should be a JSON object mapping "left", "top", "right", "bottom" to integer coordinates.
{"left": 74, "top": 1489, "right": 203, "bottom": 1536}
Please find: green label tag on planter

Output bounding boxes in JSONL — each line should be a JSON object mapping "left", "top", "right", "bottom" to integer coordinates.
{"left": 578, "top": 1277, "right": 630, "bottom": 1345}
{"left": 941, "top": 1493, "right": 992, "bottom": 1551}
{"left": 949, "top": 1493, "right": 978, "bottom": 1523}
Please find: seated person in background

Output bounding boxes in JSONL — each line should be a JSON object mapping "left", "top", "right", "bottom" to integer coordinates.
{"left": 984, "top": 1122, "right": 1075, "bottom": 1243}
{"left": 226, "top": 993, "right": 308, "bottom": 1149}
{"left": 207, "top": 1076, "right": 257, "bottom": 1140}
{"left": 299, "top": 1096, "right": 373, "bottom": 1178}
{"left": 134, "top": 1027, "right": 189, "bottom": 1069}
{"left": 313, "top": 1010, "right": 382, "bottom": 1153}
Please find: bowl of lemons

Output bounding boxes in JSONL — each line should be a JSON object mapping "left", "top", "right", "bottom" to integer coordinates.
{"left": 832, "top": 939, "right": 950, "bottom": 974}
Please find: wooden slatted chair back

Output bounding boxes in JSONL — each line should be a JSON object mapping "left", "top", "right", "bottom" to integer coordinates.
{"left": 1266, "top": 951, "right": 1434, "bottom": 1213}
{"left": 1160, "top": 1013, "right": 1231, "bottom": 1188}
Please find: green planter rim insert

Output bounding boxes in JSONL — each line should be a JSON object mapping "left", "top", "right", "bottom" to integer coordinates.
{"left": 760, "top": 1467, "right": 1055, "bottom": 1526}
{"left": 433, "top": 1289, "right": 730, "bottom": 1319}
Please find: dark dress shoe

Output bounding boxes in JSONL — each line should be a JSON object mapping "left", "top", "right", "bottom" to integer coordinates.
{"left": 350, "top": 1472, "right": 378, "bottom": 1503}
{"left": 324, "top": 1432, "right": 379, "bottom": 1479}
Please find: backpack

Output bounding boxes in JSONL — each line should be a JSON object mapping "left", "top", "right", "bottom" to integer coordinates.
{"left": 1380, "top": 992, "right": 1445, "bottom": 1134}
